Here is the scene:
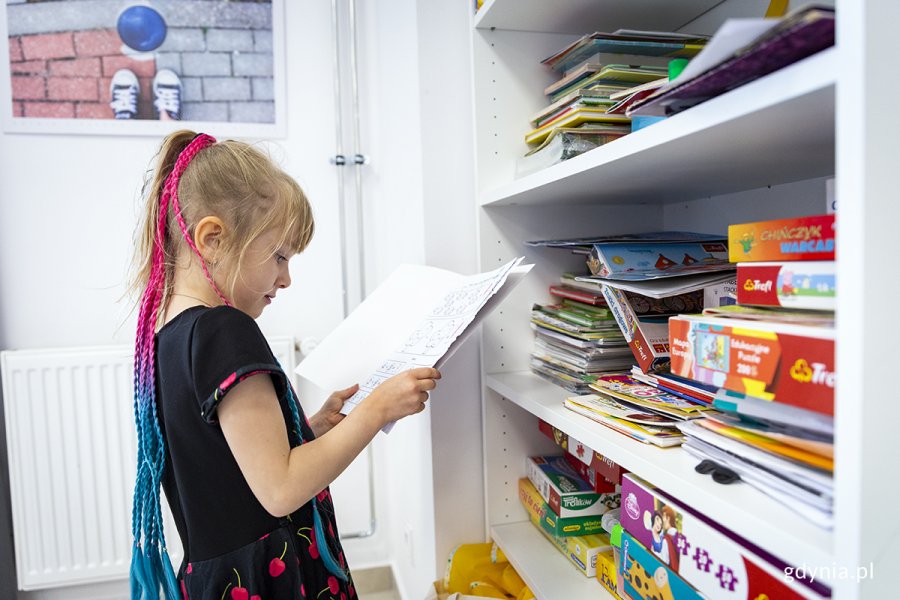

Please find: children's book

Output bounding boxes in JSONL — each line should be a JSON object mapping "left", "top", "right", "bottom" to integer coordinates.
{"left": 524, "top": 109, "right": 630, "bottom": 146}
{"left": 564, "top": 395, "right": 684, "bottom": 448}
{"left": 296, "top": 258, "right": 532, "bottom": 432}
{"left": 589, "top": 374, "right": 712, "bottom": 420}
{"left": 549, "top": 65, "right": 667, "bottom": 103}
{"left": 587, "top": 241, "right": 730, "bottom": 280}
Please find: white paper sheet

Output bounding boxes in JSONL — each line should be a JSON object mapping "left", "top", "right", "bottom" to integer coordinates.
{"left": 295, "top": 258, "right": 532, "bottom": 432}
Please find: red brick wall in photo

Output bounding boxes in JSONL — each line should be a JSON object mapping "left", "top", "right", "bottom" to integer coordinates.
{"left": 9, "top": 29, "right": 155, "bottom": 119}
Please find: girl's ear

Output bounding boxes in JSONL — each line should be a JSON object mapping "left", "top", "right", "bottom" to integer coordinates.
{"left": 194, "top": 216, "right": 226, "bottom": 263}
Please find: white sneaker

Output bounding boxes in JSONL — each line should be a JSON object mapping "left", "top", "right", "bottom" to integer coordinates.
{"left": 109, "top": 69, "right": 139, "bottom": 119}
{"left": 152, "top": 69, "right": 183, "bottom": 120}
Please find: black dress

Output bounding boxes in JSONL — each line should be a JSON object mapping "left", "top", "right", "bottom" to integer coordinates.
{"left": 155, "top": 306, "right": 357, "bottom": 600}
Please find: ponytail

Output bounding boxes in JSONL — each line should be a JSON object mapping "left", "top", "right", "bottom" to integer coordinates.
{"left": 130, "top": 131, "right": 219, "bottom": 600}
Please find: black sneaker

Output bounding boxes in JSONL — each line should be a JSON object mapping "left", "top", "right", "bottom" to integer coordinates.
{"left": 152, "top": 69, "right": 182, "bottom": 120}
{"left": 109, "top": 69, "right": 139, "bottom": 119}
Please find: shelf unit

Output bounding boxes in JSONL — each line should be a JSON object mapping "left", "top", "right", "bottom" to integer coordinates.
{"left": 464, "top": 1, "right": 889, "bottom": 598}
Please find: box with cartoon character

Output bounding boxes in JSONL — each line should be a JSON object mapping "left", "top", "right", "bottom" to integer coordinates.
{"left": 668, "top": 314, "right": 835, "bottom": 416}
{"left": 620, "top": 474, "right": 830, "bottom": 599}
{"left": 728, "top": 215, "right": 835, "bottom": 263}
{"left": 619, "top": 530, "right": 703, "bottom": 600}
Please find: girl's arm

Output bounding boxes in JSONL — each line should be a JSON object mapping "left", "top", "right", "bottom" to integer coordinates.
{"left": 307, "top": 384, "right": 359, "bottom": 438}
{"left": 217, "top": 367, "right": 439, "bottom": 517}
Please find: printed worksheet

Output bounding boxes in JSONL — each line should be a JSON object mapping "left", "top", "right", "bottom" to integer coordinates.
{"left": 295, "top": 257, "right": 531, "bottom": 432}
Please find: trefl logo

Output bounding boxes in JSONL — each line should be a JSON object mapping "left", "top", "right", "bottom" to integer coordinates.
{"left": 743, "top": 278, "right": 773, "bottom": 293}
{"left": 624, "top": 492, "right": 639, "bottom": 520}
{"left": 789, "top": 358, "right": 835, "bottom": 387}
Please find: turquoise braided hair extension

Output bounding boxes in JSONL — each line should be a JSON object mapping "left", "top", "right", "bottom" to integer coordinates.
{"left": 131, "top": 134, "right": 217, "bottom": 600}
{"left": 284, "top": 385, "right": 348, "bottom": 582}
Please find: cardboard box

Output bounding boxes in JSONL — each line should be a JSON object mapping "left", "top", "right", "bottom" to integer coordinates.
{"left": 620, "top": 473, "right": 830, "bottom": 599}
{"left": 737, "top": 261, "right": 835, "bottom": 310}
{"left": 619, "top": 531, "right": 703, "bottom": 600}
{"left": 528, "top": 509, "right": 612, "bottom": 577}
{"left": 728, "top": 214, "right": 835, "bottom": 262}
{"left": 596, "top": 548, "right": 621, "bottom": 598}
{"left": 538, "top": 419, "right": 627, "bottom": 489}
{"left": 518, "top": 478, "right": 605, "bottom": 537}
{"left": 668, "top": 314, "right": 835, "bottom": 415}
{"left": 527, "top": 456, "right": 618, "bottom": 518}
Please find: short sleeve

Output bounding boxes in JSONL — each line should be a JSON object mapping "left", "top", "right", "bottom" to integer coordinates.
{"left": 190, "top": 306, "right": 287, "bottom": 424}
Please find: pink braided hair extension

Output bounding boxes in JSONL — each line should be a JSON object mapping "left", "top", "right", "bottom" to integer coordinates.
{"left": 161, "top": 133, "right": 231, "bottom": 307}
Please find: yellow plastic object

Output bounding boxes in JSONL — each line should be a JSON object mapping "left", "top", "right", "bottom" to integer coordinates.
{"left": 490, "top": 542, "right": 507, "bottom": 564}
{"left": 469, "top": 581, "right": 509, "bottom": 598}
{"left": 765, "top": 0, "right": 789, "bottom": 18}
{"left": 444, "top": 543, "right": 508, "bottom": 594}
{"left": 500, "top": 564, "right": 525, "bottom": 597}
{"left": 516, "top": 585, "right": 536, "bottom": 600}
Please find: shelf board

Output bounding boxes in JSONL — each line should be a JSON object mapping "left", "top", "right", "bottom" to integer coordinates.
{"left": 486, "top": 370, "right": 834, "bottom": 570}
{"left": 491, "top": 522, "right": 613, "bottom": 599}
{"left": 481, "top": 48, "right": 835, "bottom": 207}
{"left": 474, "top": 0, "right": 721, "bottom": 34}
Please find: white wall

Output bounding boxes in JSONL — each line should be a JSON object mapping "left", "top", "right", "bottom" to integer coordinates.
{"left": 0, "top": 0, "right": 441, "bottom": 596}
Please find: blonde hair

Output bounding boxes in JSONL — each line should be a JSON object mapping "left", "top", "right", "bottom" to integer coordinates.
{"left": 130, "top": 129, "right": 314, "bottom": 310}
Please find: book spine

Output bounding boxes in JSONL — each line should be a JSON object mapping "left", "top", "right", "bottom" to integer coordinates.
{"left": 668, "top": 316, "right": 835, "bottom": 415}
{"left": 728, "top": 214, "right": 836, "bottom": 262}
{"left": 736, "top": 261, "right": 836, "bottom": 310}
{"left": 601, "top": 285, "right": 668, "bottom": 373}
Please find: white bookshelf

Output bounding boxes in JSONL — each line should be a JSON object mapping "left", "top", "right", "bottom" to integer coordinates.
{"left": 491, "top": 523, "right": 612, "bottom": 598}
{"left": 464, "top": 1, "right": 899, "bottom": 599}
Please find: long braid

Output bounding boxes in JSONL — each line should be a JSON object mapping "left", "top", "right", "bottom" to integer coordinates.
{"left": 130, "top": 134, "right": 219, "bottom": 600}
{"left": 285, "top": 387, "right": 348, "bottom": 582}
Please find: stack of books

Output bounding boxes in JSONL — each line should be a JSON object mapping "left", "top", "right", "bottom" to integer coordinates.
{"left": 527, "top": 232, "right": 737, "bottom": 374}
{"left": 517, "top": 30, "right": 709, "bottom": 175}
{"left": 530, "top": 279, "right": 631, "bottom": 393}
{"left": 668, "top": 214, "right": 836, "bottom": 528}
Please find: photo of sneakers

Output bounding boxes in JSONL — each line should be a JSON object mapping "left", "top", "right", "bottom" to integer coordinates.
{"left": 152, "top": 69, "right": 183, "bottom": 121}
{"left": 109, "top": 69, "right": 140, "bottom": 120}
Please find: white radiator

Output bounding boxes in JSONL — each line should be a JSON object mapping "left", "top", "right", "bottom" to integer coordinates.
{"left": 0, "top": 338, "right": 296, "bottom": 591}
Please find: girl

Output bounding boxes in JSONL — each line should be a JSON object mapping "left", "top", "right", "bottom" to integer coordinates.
{"left": 129, "top": 130, "right": 440, "bottom": 600}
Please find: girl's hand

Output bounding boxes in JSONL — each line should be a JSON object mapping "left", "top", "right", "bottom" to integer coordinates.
{"left": 364, "top": 367, "right": 441, "bottom": 426}
{"left": 310, "top": 383, "right": 359, "bottom": 437}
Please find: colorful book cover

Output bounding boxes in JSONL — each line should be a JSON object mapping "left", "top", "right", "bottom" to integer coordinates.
{"left": 589, "top": 374, "right": 713, "bottom": 420}
{"left": 669, "top": 314, "right": 835, "bottom": 415}
{"left": 600, "top": 285, "right": 671, "bottom": 373}
{"left": 737, "top": 261, "right": 835, "bottom": 310}
{"left": 728, "top": 214, "right": 835, "bottom": 262}
{"left": 588, "top": 241, "right": 729, "bottom": 279}
{"left": 518, "top": 478, "right": 606, "bottom": 537}
{"left": 563, "top": 396, "right": 684, "bottom": 448}
{"left": 526, "top": 455, "right": 618, "bottom": 518}
{"left": 619, "top": 531, "right": 704, "bottom": 600}
{"left": 620, "top": 473, "right": 830, "bottom": 599}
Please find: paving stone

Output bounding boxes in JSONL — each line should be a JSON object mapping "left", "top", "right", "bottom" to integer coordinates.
{"left": 49, "top": 57, "right": 101, "bottom": 78}
{"left": 182, "top": 52, "right": 232, "bottom": 77}
{"left": 160, "top": 1, "right": 272, "bottom": 29}
{"left": 155, "top": 53, "right": 182, "bottom": 74}
{"left": 207, "top": 29, "right": 254, "bottom": 53}
{"left": 21, "top": 33, "right": 75, "bottom": 60}
{"left": 73, "top": 30, "right": 120, "bottom": 58}
{"left": 182, "top": 77, "right": 204, "bottom": 102}
{"left": 159, "top": 29, "right": 206, "bottom": 53}
{"left": 102, "top": 55, "right": 156, "bottom": 78}
{"left": 9, "top": 38, "right": 23, "bottom": 63}
{"left": 48, "top": 76, "right": 99, "bottom": 101}
{"left": 23, "top": 101, "right": 75, "bottom": 118}
{"left": 233, "top": 53, "right": 273, "bottom": 77}
{"left": 203, "top": 77, "right": 251, "bottom": 102}
{"left": 12, "top": 60, "right": 46, "bottom": 76}
{"left": 253, "top": 31, "right": 273, "bottom": 53}
{"left": 251, "top": 77, "right": 274, "bottom": 101}
{"left": 229, "top": 101, "right": 275, "bottom": 124}
{"left": 12, "top": 75, "right": 45, "bottom": 100}
{"left": 183, "top": 101, "right": 228, "bottom": 122}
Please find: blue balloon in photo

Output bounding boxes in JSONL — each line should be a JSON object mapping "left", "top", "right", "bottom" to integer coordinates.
{"left": 117, "top": 6, "right": 167, "bottom": 52}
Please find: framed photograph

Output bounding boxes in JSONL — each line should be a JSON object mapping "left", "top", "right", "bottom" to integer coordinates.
{"left": 0, "top": 0, "right": 286, "bottom": 137}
